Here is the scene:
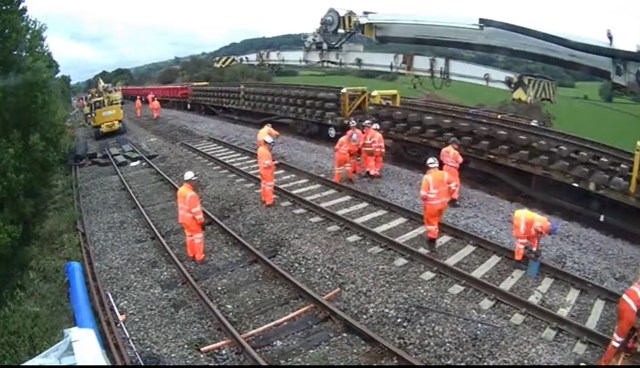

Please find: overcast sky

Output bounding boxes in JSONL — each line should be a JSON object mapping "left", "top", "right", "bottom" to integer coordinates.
{"left": 24, "top": 0, "right": 640, "bottom": 82}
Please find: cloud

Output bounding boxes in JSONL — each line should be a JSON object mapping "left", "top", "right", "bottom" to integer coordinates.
{"left": 23, "top": 0, "right": 640, "bottom": 82}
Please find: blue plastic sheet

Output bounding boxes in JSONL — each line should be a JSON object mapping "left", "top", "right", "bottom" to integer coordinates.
{"left": 64, "top": 261, "right": 103, "bottom": 348}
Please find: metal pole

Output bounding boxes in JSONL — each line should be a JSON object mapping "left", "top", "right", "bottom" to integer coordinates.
{"left": 629, "top": 140, "right": 640, "bottom": 195}
{"left": 107, "top": 292, "right": 144, "bottom": 365}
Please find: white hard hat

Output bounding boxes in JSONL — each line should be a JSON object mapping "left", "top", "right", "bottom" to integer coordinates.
{"left": 363, "top": 120, "right": 372, "bottom": 126}
{"left": 184, "top": 171, "right": 198, "bottom": 181}
{"left": 265, "top": 123, "right": 272, "bottom": 128}
{"left": 372, "top": 123, "right": 380, "bottom": 130}
{"left": 350, "top": 133, "right": 358, "bottom": 141}
{"left": 349, "top": 120, "right": 357, "bottom": 127}
{"left": 263, "top": 135, "right": 274, "bottom": 144}
{"left": 426, "top": 157, "right": 439, "bottom": 168}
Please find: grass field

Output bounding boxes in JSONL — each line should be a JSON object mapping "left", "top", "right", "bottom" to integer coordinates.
{"left": 0, "top": 171, "right": 79, "bottom": 364}
{"left": 275, "top": 72, "right": 640, "bottom": 152}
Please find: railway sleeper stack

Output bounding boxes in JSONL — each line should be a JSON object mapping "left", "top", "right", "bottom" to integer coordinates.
{"left": 190, "top": 84, "right": 639, "bottom": 206}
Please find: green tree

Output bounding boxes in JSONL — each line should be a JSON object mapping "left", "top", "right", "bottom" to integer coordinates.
{"left": 156, "top": 66, "right": 180, "bottom": 84}
{"left": 598, "top": 81, "right": 613, "bottom": 102}
{"left": 0, "top": 0, "right": 71, "bottom": 298}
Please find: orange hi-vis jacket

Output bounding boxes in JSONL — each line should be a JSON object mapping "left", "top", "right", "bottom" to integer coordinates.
{"left": 147, "top": 93, "right": 154, "bottom": 105}
{"left": 334, "top": 135, "right": 353, "bottom": 156}
{"left": 373, "top": 130, "right": 385, "bottom": 155}
{"left": 512, "top": 209, "right": 551, "bottom": 238}
{"left": 257, "top": 145, "right": 274, "bottom": 171}
{"left": 361, "top": 128, "right": 374, "bottom": 154}
{"left": 345, "top": 128, "right": 363, "bottom": 151}
{"left": 440, "top": 144, "right": 463, "bottom": 169}
{"left": 135, "top": 98, "right": 142, "bottom": 109}
{"left": 177, "top": 183, "right": 204, "bottom": 231}
{"left": 621, "top": 281, "right": 640, "bottom": 317}
{"left": 420, "top": 169, "right": 456, "bottom": 208}
{"left": 257, "top": 126, "right": 280, "bottom": 146}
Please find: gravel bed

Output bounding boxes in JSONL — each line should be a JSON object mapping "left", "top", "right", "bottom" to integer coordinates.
{"left": 130, "top": 105, "right": 640, "bottom": 294}
{"left": 121, "top": 120, "right": 607, "bottom": 365}
{"left": 78, "top": 163, "right": 245, "bottom": 365}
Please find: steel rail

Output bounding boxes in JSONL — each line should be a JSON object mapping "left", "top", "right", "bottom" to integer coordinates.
{"left": 72, "top": 166, "right": 131, "bottom": 365}
{"left": 105, "top": 150, "right": 268, "bottom": 365}
{"left": 125, "top": 143, "right": 423, "bottom": 365}
{"left": 180, "top": 138, "right": 612, "bottom": 348}
{"left": 197, "top": 136, "right": 621, "bottom": 303}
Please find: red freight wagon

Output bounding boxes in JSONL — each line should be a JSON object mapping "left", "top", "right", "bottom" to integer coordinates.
{"left": 121, "top": 84, "right": 191, "bottom": 101}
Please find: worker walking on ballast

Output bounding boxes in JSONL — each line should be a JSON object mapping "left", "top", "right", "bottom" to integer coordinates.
{"left": 334, "top": 133, "right": 358, "bottom": 183}
{"left": 257, "top": 136, "right": 277, "bottom": 206}
{"left": 151, "top": 97, "right": 161, "bottom": 120}
{"left": 440, "top": 137, "right": 464, "bottom": 206}
{"left": 599, "top": 277, "right": 640, "bottom": 365}
{"left": 177, "top": 171, "right": 206, "bottom": 261}
{"left": 419, "top": 157, "right": 456, "bottom": 251}
{"left": 135, "top": 96, "right": 142, "bottom": 118}
{"left": 257, "top": 123, "right": 280, "bottom": 148}
{"left": 371, "top": 123, "right": 385, "bottom": 178}
{"left": 511, "top": 209, "right": 558, "bottom": 269}
{"left": 360, "top": 120, "right": 374, "bottom": 176}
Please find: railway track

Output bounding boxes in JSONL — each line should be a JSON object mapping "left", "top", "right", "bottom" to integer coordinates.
{"left": 164, "top": 133, "right": 624, "bottom": 356}
{"left": 104, "top": 141, "right": 422, "bottom": 365}
{"left": 71, "top": 166, "right": 132, "bottom": 365}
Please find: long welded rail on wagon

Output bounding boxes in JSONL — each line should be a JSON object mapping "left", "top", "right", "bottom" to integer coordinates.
{"left": 180, "top": 136, "right": 616, "bottom": 348}
{"left": 112, "top": 143, "right": 423, "bottom": 366}
{"left": 72, "top": 167, "right": 131, "bottom": 365}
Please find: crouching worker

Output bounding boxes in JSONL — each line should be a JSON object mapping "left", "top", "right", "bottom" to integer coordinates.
{"left": 512, "top": 208, "right": 558, "bottom": 269}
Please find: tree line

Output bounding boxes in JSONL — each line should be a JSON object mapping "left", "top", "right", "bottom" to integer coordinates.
{"left": 0, "top": 1, "right": 73, "bottom": 300}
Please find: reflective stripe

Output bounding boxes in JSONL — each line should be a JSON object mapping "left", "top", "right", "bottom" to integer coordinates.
{"left": 623, "top": 293, "right": 638, "bottom": 312}
{"left": 611, "top": 340, "right": 621, "bottom": 348}
{"left": 613, "top": 333, "right": 623, "bottom": 342}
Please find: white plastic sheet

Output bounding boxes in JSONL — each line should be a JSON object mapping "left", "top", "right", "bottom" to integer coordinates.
{"left": 22, "top": 327, "right": 109, "bottom": 365}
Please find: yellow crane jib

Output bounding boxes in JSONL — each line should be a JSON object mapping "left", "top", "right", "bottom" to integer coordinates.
{"left": 340, "top": 87, "right": 369, "bottom": 117}
{"left": 630, "top": 140, "right": 640, "bottom": 195}
{"left": 213, "top": 56, "right": 238, "bottom": 68}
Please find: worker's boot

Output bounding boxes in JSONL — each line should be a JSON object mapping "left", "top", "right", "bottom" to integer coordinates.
{"left": 514, "top": 259, "right": 527, "bottom": 270}
{"left": 426, "top": 238, "right": 437, "bottom": 251}
{"left": 450, "top": 199, "right": 459, "bottom": 207}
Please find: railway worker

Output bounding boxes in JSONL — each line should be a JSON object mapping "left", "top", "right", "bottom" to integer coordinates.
{"left": 607, "top": 29, "right": 613, "bottom": 47}
{"left": 599, "top": 277, "right": 640, "bottom": 365}
{"left": 177, "top": 171, "right": 206, "bottom": 262}
{"left": 345, "top": 119, "right": 363, "bottom": 174}
{"left": 511, "top": 209, "right": 559, "bottom": 269}
{"left": 257, "top": 135, "right": 277, "bottom": 206}
{"left": 257, "top": 123, "right": 280, "bottom": 148}
{"left": 419, "top": 157, "right": 457, "bottom": 250}
{"left": 439, "top": 137, "right": 464, "bottom": 206}
{"left": 146, "top": 92, "right": 154, "bottom": 109}
{"left": 371, "top": 123, "right": 385, "bottom": 177}
{"left": 360, "top": 120, "right": 375, "bottom": 176}
{"left": 334, "top": 133, "right": 358, "bottom": 183}
{"left": 134, "top": 96, "right": 142, "bottom": 118}
{"left": 151, "top": 97, "right": 161, "bottom": 120}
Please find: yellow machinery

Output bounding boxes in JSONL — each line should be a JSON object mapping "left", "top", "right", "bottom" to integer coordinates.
{"left": 630, "top": 140, "right": 640, "bottom": 195}
{"left": 339, "top": 87, "right": 401, "bottom": 118}
{"left": 86, "top": 78, "right": 125, "bottom": 139}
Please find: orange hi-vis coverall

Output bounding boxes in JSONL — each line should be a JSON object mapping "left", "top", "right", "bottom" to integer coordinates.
{"left": 151, "top": 100, "right": 161, "bottom": 120}
{"left": 257, "top": 125, "right": 280, "bottom": 147}
{"left": 334, "top": 135, "right": 355, "bottom": 183}
{"left": 147, "top": 93, "right": 154, "bottom": 108}
{"left": 372, "top": 130, "right": 385, "bottom": 177}
{"left": 600, "top": 281, "right": 640, "bottom": 365}
{"left": 345, "top": 127, "right": 363, "bottom": 174}
{"left": 361, "top": 127, "right": 374, "bottom": 175}
{"left": 135, "top": 97, "right": 142, "bottom": 118}
{"left": 512, "top": 209, "right": 551, "bottom": 261}
{"left": 177, "top": 183, "right": 205, "bottom": 261}
{"left": 440, "top": 144, "right": 463, "bottom": 200}
{"left": 257, "top": 145, "right": 275, "bottom": 205}
{"left": 419, "top": 169, "right": 456, "bottom": 240}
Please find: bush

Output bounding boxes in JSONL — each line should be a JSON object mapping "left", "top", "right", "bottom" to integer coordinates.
{"left": 273, "top": 69, "right": 298, "bottom": 77}
{"left": 598, "top": 81, "right": 613, "bottom": 102}
{"left": 355, "top": 70, "right": 382, "bottom": 79}
{"left": 377, "top": 73, "right": 399, "bottom": 82}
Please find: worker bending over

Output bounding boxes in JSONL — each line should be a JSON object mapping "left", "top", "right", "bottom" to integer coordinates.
{"left": 371, "top": 123, "right": 385, "bottom": 177}
{"left": 599, "top": 277, "right": 640, "bottom": 365}
{"left": 135, "top": 96, "right": 142, "bottom": 118}
{"left": 334, "top": 133, "right": 358, "bottom": 183}
{"left": 257, "top": 123, "right": 280, "bottom": 147}
{"left": 257, "top": 136, "right": 277, "bottom": 206}
{"left": 440, "top": 137, "right": 464, "bottom": 206}
{"left": 360, "top": 121, "right": 374, "bottom": 176}
{"left": 151, "top": 97, "right": 161, "bottom": 120}
{"left": 419, "top": 157, "right": 456, "bottom": 250}
{"left": 177, "top": 171, "right": 205, "bottom": 261}
{"left": 345, "top": 119, "right": 363, "bottom": 174}
{"left": 511, "top": 209, "right": 558, "bottom": 269}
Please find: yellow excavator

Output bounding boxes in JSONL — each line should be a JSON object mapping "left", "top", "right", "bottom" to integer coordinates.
{"left": 86, "top": 78, "right": 125, "bottom": 140}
